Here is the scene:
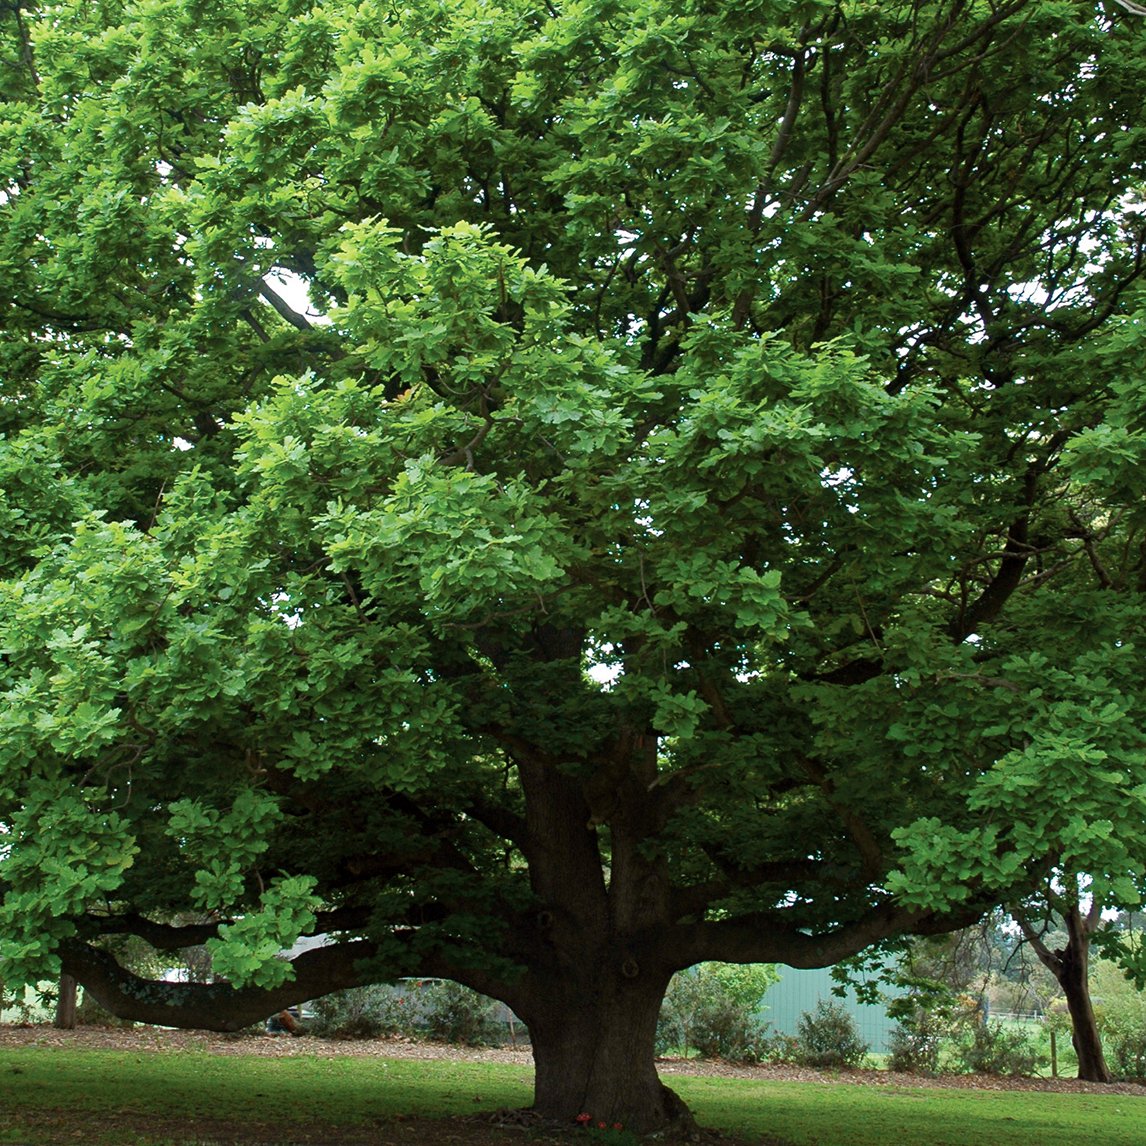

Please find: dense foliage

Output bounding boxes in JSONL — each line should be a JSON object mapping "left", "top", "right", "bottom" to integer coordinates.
{"left": 3, "top": 0, "right": 1146, "bottom": 1130}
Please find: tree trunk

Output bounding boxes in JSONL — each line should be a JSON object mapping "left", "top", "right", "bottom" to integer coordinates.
{"left": 1057, "top": 916, "right": 1112, "bottom": 1084}
{"left": 508, "top": 739, "right": 696, "bottom": 1133}
{"left": 53, "top": 974, "right": 78, "bottom": 1030}
{"left": 1061, "top": 972, "right": 1110, "bottom": 1083}
{"left": 1017, "top": 899, "right": 1112, "bottom": 1084}
{"left": 525, "top": 967, "right": 693, "bottom": 1135}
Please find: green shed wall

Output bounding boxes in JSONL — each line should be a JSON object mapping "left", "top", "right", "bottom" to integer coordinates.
{"left": 758, "top": 965, "right": 901, "bottom": 1054}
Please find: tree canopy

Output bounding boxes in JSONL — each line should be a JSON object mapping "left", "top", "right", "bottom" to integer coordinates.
{"left": 3, "top": 0, "right": 1146, "bottom": 1131}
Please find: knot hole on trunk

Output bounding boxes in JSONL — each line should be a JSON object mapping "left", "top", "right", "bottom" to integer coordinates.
{"left": 621, "top": 958, "right": 640, "bottom": 979}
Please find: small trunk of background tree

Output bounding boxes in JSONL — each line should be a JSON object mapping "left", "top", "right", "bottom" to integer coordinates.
{"left": 1058, "top": 951, "right": 1110, "bottom": 1083}
{"left": 1016, "top": 897, "right": 1112, "bottom": 1083}
{"left": 53, "top": 974, "right": 78, "bottom": 1030}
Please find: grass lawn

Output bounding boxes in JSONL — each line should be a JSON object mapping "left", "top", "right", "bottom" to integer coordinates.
{"left": 0, "top": 1046, "right": 533, "bottom": 1143}
{"left": 0, "top": 1045, "right": 1143, "bottom": 1145}
{"left": 673, "top": 1073, "right": 1146, "bottom": 1145}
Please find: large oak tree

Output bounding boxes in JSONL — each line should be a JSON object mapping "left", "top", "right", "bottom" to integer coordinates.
{"left": 3, "top": 0, "right": 1146, "bottom": 1131}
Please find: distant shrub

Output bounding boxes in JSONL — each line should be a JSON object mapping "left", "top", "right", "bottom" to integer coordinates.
{"left": 885, "top": 985, "right": 976, "bottom": 1074}
{"left": 304, "top": 980, "right": 514, "bottom": 1045}
{"left": 954, "top": 1020, "right": 1046, "bottom": 1077}
{"left": 689, "top": 995, "right": 764, "bottom": 1062}
{"left": 887, "top": 1021, "right": 943, "bottom": 1074}
{"left": 754, "top": 1030, "right": 801, "bottom": 1064}
{"left": 1, "top": 984, "right": 40, "bottom": 1025}
{"left": 1099, "top": 994, "right": 1146, "bottom": 1081}
{"left": 656, "top": 963, "right": 775, "bottom": 1062}
{"left": 794, "top": 1000, "right": 868, "bottom": 1068}
{"left": 308, "top": 985, "right": 413, "bottom": 1040}
{"left": 420, "top": 980, "right": 502, "bottom": 1046}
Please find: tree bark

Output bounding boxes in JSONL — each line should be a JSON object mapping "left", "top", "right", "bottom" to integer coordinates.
{"left": 1017, "top": 899, "right": 1112, "bottom": 1084}
{"left": 53, "top": 974, "right": 78, "bottom": 1030}
{"left": 504, "top": 736, "right": 698, "bottom": 1135}
{"left": 58, "top": 938, "right": 376, "bottom": 1030}
{"left": 1060, "top": 965, "right": 1110, "bottom": 1083}
{"left": 1056, "top": 911, "right": 1112, "bottom": 1084}
{"left": 524, "top": 966, "right": 692, "bottom": 1135}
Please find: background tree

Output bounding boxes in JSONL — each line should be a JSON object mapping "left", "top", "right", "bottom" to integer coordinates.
{"left": 1014, "top": 876, "right": 1113, "bottom": 1081}
{"left": 875, "top": 889, "right": 1143, "bottom": 1081}
{"left": 3, "top": 0, "right": 1146, "bottom": 1133}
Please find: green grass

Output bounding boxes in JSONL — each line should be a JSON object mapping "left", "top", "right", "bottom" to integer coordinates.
{"left": 672, "top": 1074, "right": 1146, "bottom": 1146}
{"left": 0, "top": 1046, "right": 1142, "bottom": 1145}
{"left": 0, "top": 1046, "right": 532, "bottom": 1143}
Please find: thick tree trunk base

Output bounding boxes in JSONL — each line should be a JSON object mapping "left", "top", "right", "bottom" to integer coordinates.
{"left": 526, "top": 969, "right": 693, "bottom": 1135}
{"left": 532, "top": 1081, "right": 697, "bottom": 1139}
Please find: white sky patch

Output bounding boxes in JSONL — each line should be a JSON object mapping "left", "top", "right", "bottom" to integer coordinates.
{"left": 588, "top": 662, "right": 621, "bottom": 690}
{"left": 586, "top": 640, "right": 622, "bottom": 691}
{"left": 262, "top": 267, "right": 329, "bottom": 326}
{"left": 270, "top": 591, "right": 303, "bottom": 629}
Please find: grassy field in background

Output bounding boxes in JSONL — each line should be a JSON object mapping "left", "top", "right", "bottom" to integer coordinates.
{"left": 0, "top": 1045, "right": 1143, "bottom": 1145}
